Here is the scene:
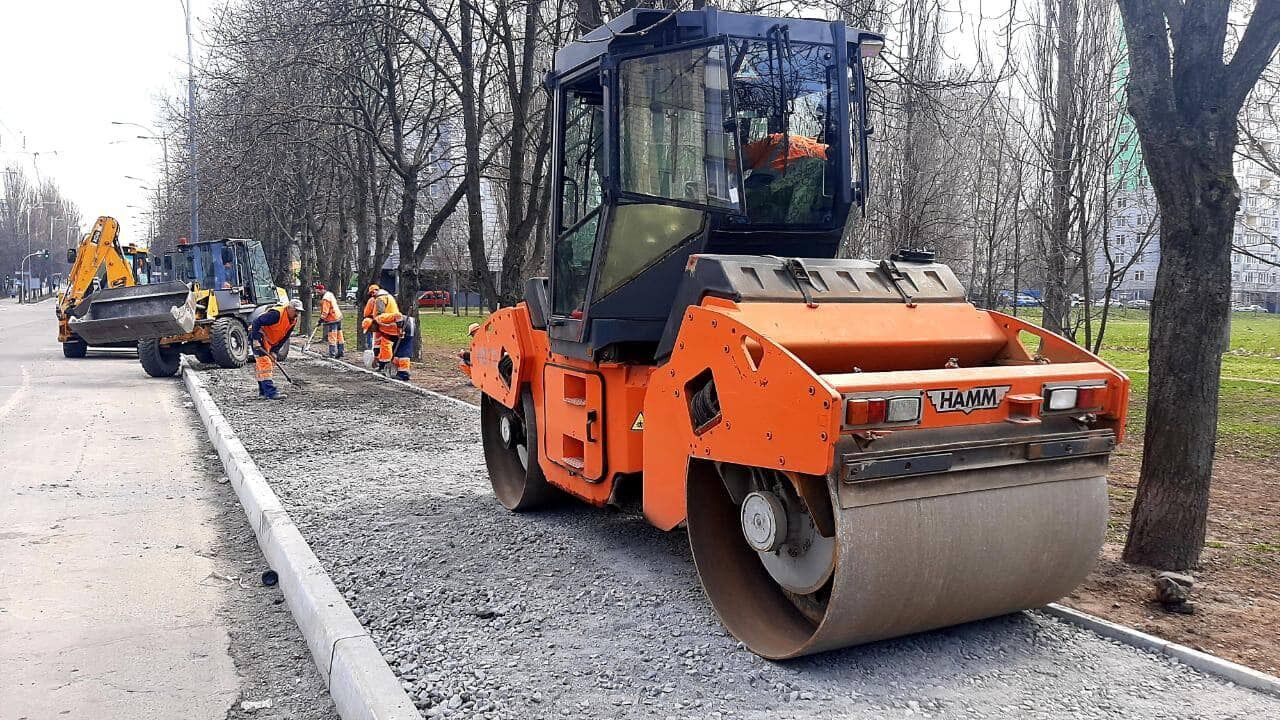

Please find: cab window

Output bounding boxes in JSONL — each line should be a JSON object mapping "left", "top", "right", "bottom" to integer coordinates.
{"left": 552, "top": 77, "right": 605, "bottom": 317}
{"left": 618, "top": 44, "right": 739, "bottom": 210}
{"left": 729, "top": 40, "right": 838, "bottom": 226}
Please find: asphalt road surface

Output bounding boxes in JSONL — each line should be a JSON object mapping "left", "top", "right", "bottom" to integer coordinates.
{"left": 0, "top": 299, "right": 334, "bottom": 720}
{"left": 199, "top": 354, "right": 1280, "bottom": 720}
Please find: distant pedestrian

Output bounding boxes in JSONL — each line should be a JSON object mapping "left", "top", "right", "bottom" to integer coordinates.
{"left": 248, "top": 299, "right": 302, "bottom": 400}
{"left": 313, "top": 282, "right": 345, "bottom": 358}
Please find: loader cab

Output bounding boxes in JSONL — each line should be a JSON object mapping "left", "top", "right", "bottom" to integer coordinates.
{"left": 544, "top": 9, "right": 881, "bottom": 361}
{"left": 178, "top": 238, "right": 278, "bottom": 307}
{"left": 121, "top": 245, "right": 153, "bottom": 285}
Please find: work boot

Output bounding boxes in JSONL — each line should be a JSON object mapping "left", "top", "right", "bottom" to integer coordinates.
{"left": 268, "top": 392, "right": 289, "bottom": 400}
{"left": 396, "top": 371, "right": 410, "bottom": 381}
{"left": 336, "top": 345, "right": 345, "bottom": 359}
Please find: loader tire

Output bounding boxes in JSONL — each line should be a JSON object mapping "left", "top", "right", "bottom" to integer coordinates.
{"left": 139, "top": 339, "right": 181, "bottom": 378}
{"left": 193, "top": 345, "right": 216, "bottom": 365}
{"left": 210, "top": 317, "right": 249, "bottom": 368}
{"left": 62, "top": 339, "right": 88, "bottom": 358}
{"left": 481, "top": 390, "right": 555, "bottom": 511}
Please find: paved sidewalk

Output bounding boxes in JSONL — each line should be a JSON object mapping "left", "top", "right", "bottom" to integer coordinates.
{"left": 0, "top": 300, "right": 329, "bottom": 720}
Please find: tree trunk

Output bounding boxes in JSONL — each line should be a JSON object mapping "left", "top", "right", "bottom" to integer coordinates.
{"left": 1042, "top": 0, "right": 1079, "bottom": 337}
{"left": 1123, "top": 128, "right": 1236, "bottom": 569}
{"left": 459, "top": 1, "right": 499, "bottom": 311}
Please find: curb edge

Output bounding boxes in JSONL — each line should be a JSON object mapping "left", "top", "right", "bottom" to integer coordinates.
{"left": 183, "top": 367, "right": 421, "bottom": 720}
{"left": 1044, "top": 603, "right": 1280, "bottom": 697}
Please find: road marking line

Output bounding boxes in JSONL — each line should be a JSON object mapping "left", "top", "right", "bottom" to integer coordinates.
{"left": 0, "top": 366, "right": 31, "bottom": 420}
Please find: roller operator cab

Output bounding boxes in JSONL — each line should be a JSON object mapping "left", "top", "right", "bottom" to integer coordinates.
{"left": 462, "top": 9, "right": 1131, "bottom": 660}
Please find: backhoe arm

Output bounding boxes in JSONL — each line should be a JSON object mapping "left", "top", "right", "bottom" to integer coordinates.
{"left": 60, "top": 216, "right": 136, "bottom": 316}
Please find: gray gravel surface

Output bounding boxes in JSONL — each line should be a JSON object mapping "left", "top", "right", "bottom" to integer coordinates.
{"left": 190, "top": 426, "right": 338, "bottom": 720}
{"left": 198, "top": 357, "right": 1280, "bottom": 720}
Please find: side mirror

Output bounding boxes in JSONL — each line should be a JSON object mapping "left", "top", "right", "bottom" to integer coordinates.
{"left": 66, "top": 248, "right": 77, "bottom": 264}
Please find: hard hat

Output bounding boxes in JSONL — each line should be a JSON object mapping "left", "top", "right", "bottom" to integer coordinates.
{"left": 313, "top": 282, "right": 326, "bottom": 293}
{"left": 289, "top": 299, "right": 304, "bottom": 311}
{"left": 368, "top": 284, "right": 380, "bottom": 296}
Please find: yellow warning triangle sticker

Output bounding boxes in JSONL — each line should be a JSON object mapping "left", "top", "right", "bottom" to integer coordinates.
{"left": 631, "top": 412, "right": 645, "bottom": 431}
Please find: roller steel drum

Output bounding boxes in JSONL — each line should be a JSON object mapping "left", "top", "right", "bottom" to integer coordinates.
{"left": 687, "top": 453, "right": 1109, "bottom": 659}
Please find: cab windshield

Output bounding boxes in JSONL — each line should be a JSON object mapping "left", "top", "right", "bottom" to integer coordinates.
{"left": 729, "top": 39, "right": 838, "bottom": 227}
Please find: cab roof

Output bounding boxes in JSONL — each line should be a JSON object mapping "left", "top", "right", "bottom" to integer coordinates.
{"left": 553, "top": 8, "right": 883, "bottom": 76}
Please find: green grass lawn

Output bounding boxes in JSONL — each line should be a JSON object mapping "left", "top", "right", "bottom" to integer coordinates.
{"left": 1015, "top": 308, "right": 1280, "bottom": 453}
{"left": 326, "top": 306, "right": 489, "bottom": 351}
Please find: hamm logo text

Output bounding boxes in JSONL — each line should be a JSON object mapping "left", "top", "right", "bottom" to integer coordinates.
{"left": 926, "top": 385, "right": 1011, "bottom": 415}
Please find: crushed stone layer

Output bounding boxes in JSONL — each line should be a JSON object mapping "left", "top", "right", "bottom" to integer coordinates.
{"left": 199, "top": 357, "right": 1280, "bottom": 720}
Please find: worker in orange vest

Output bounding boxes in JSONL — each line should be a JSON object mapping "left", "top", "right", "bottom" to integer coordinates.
{"left": 741, "top": 132, "right": 828, "bottom": 174}
{"left": 249, "top": 299, "right": 302, "bottom": 399}
{"left": 313, "top": 282, "right": 345, "bottom": 358}
{"left": 360, "top": 310, "right": 414, "bottom": 381}
{"left": 361, "top": 284, "right": 398, "bottom": 346}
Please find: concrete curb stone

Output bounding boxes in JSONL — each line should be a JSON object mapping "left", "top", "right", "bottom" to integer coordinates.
{"left": 1044, "top": 603, "right": 1280, "bottom": 696}
{"left": 183, "top": 367, "right": 421, "bottom": 720}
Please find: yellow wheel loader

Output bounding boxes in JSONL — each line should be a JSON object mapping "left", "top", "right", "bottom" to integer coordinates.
{"left": 56, "top": 216, "right": 156, "bottom": 358}
{"left": 70, "top": 237, "right": 289, "bottom": 377}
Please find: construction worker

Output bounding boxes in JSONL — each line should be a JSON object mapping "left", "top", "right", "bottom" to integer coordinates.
{"left": 741, "top": 132, "right": 828, "bottom": 174}
{"left": 361, "top": 310, "right": 415, "bottom": 381}
{"left": 313, "top": 282, "right": 345, "bottom": 358}
{"left": 361, "top": 284, "right": 398, "bottom": 345}
{"left": 249, "top": 299, "right": 302, "bottom": 400}
{"left": 740, "top": 132, "right": 830, "bottom": 224}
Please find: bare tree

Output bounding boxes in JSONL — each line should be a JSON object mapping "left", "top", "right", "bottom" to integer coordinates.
{"left": 1117, "top": 1, "right": 1280, "bottom": 569}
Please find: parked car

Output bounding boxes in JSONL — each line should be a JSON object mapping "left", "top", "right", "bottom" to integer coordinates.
{"left": 1014, "top": 293, "right": 1040, "bottom": 308}
{"left": 1124, "top": 299, "right": 1151, "bottom": 310}
{"left": 417, "top": 290, "right": 452, "bottom": 308}
{"left": 1234, "top": 303, "right": 1268, "bottom": 313}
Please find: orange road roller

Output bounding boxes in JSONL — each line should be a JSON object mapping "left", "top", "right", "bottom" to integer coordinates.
{"left": 460, "top": 8, "right": 1130, "bottom": 659}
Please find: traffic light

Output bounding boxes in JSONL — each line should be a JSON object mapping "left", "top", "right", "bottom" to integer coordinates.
{"left": 42, "top": 249, "right": 50, "bottom": 260}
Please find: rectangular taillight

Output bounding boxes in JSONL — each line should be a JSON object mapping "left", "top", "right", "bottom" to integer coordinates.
{"left": 1043, "top": 383, "right": 1106, "bottom": 413}
{"left": 845, "top": 392, "right": 922, "bottom": 428}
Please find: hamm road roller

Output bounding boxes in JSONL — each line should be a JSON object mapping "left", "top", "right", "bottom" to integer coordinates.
{"left": 460, "top": 8, "right": 1130, "bottom": 659}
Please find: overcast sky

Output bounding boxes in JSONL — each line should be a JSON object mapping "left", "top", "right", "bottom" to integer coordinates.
{"left": 0, "top": 0, "right": 207, "bottom": 246}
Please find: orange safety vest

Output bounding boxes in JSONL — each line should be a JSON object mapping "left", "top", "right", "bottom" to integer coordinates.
{"left": 258, "top": 306, "right": 295, "bottom": 350}
{"left": 320, "top": 291, "right": 342, "bottom": 322}
{"left": 363, "top": 291, "right": 398, "bottom": 319}
{"left": 373, "top": 311, "right": 406, "bottom": 337}
{"left": 742, "top": 133, "right": 828, "bottom": 173}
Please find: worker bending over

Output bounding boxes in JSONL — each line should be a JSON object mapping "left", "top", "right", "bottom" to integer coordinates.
{"left": 361, "top": 284, "right": 398, "bottom": 346}
{"left": 313, "top": 282, "right": 345, "bottom": 358}
{"left": 249, "top": 299, "right": 302, "bottom": 400}
{"left": 361, "top": 310, "right": 415, "bottom": 381}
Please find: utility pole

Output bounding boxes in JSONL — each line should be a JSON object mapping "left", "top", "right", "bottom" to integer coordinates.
{"left": 181, "top": 0, "right": 200, "bottom": 245}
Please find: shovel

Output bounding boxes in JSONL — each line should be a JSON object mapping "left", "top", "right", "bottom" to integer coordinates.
{"left": 266, "top": 351, "right": 306, "bottom": 388}
{"left": 301, "top": 322, "right": 324, "bottom": 353}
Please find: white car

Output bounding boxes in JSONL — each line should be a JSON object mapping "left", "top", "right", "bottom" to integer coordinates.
{"left": 1234, "top": 304, "right": 1268, "bottom": 313}
{"left": 1125, "top": 299, "right": 1151, "bottom": 310}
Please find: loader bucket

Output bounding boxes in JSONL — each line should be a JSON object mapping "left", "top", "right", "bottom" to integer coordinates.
{"left": 68, "top": 280, "right": 197, "bottom": 345}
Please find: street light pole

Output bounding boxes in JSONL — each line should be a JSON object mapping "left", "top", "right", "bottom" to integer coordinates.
{"left": 180, "top": 0, "right": 200, "bottom": 245}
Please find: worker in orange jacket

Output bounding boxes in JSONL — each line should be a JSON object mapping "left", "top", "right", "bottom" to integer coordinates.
{"left": 361, "top": 310, "right": 414, "bottom": 381}
{"left": 249, "top": 299, "right": 302, "bottom": 399}
{"left": 313, "top": 282, "right": 345, "bottom": 358}
{"left": 742, "top": 132, "right": 828, "bottom": 174}
{"left": 361, "top": 284, "right": 398, "bottom": 346}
